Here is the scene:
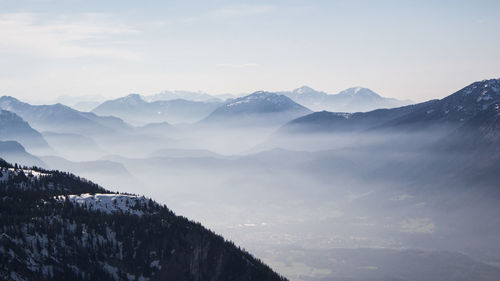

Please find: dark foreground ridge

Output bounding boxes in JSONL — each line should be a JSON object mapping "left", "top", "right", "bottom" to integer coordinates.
{"left": 0, "top": 159, "right": 286, "bottom": 281}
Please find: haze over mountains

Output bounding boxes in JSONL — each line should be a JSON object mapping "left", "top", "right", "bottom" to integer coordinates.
{"left": 279, "top": 86, "right": 412, "bottom": 112}
{"left": 278, "top": 79, "right": 500, "bottom": 135}
{"left": 1, "top": 78, "right": 500, "bottom": 281}
{"left": 0, "top": 110, "right": 52, "bottom": 155}
{"left": 92, "top": 94, "right": 222, "bottom": 125}
{"left": 0, "top": 96, "right": 130, "bottom": 136}
{"left": 0, "top": 162, "right": 286, "bottom": 281}
{"left": 88, "top": 85, "right": 407, "bottom": 128}
{"left": 0, "top": 140, "right": 46, "bottom": 167}
{"left": 87, "top": 86, "right": 410, "bottom": 126}
{"left": 143, "top": 90, "right": 229, "bottom": 103}
{"left": 200, "top": 91, "right": 312, "bottom": 127}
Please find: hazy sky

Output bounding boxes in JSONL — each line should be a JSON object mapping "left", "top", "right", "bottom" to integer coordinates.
{"left": 0, "top": 0, "right": 499, "bottom": 103}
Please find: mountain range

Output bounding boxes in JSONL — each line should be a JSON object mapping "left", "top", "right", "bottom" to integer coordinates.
{"left": 0, "top": 96, "right": 130, "bottom": 136}
{"left": 200, "top": 91, "right": 312, "bottom": 127}
{"left": 90, "top": 85, "right": 410, "bottom": 127}
{"left": 1, "top": 78, "right": 500, "bottom": 281}
{"left": 279, "top": 79, "right": 500, "bottom": 135}
{"left": 92, "top": 94, "right": 222, "bottom": 125}
{"left": 267, "top": 79, "right": 500, "bottom": 190}
{"left": 0, "top": 110, "right": 52, "bottom": 154}
{"left": 279, "top": 86, "right": 412, "bottom": 112}
{"left": 143, "top": 90, "right": 227, "bottom": 103}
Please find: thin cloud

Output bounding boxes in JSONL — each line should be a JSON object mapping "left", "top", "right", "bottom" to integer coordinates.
{"left": 0, "top": 13, "right": 141, "bottom": 60}
{"left": 181, "top": 4, "right": 275, "bottom": 24}
{"left": 212, "top": 4, "right": 275, "bottom": 17}
{"left": 216, "top": 63, "right": 259, "bottom": 68}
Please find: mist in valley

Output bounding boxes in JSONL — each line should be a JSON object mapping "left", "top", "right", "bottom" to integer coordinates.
{"left": 8, "top": 101, "right": 499, "bottom": 281}
{"left": 2, "top": 1, "right": 500, "bottom": 280}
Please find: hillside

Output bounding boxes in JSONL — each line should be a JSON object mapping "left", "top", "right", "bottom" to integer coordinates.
{"left": 0, "top": 159, "right": 287, "bottom": 281}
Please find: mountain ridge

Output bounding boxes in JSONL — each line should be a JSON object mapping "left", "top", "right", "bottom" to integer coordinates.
{"left": 0, "top": 109, "right": 52, "bottom": 154}
{"left": 200, "top": 91, "right": 312, "bottom": 127}
{"left": 0, "top": 96, "right": 131, "bottom": 136}
{"left": 93, "top": 95, "right": 222, "bottom": 125}
{"left": 278, "top": 79, "right": 500, "bottom": 135}
{"left": 144, "top": 90, "right": 223, "bottom": 103}
{"left": 0, "top": 159, "right": 287, "bottom": 281}
{"left": 279, "top": 86, "right": 412, "bottom": 112}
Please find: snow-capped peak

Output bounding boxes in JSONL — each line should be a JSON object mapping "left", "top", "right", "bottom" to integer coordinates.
{"left": 338, "top": 87, "right": 381, "bottom": 98}
{"left": 294, "top": 86, "right": 316, "bottom": 95}
{"left": 224, "top": 91, "right": 290, "bottom": 108}
{"left": 460, "top": 79, "right": 500, "bottom": 97}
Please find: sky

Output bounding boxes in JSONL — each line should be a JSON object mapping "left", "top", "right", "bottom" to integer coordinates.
{"left": 0, "top": 0, "right": 499, "bottom": 103}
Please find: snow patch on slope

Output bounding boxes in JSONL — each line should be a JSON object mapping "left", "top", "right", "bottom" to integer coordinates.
{"left": 56, "top": 193, "right": 151, "bottom": 216}
{"left": 0, "top": 168, "right": 50, "bottom": 183}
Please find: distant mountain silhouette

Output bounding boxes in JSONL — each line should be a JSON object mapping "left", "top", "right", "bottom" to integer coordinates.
{"left": 41, "top": 131, "right": 105, "bottom": 161}
{"left": 279, "top": 79, "right": 500, "bottom": 135}
{"left": 0, "top": 109, "right": 52, "bottom": 154}
{"left": 134, "top": 121, "right": 178, "bottom": 137}
{"left": 0, "top": 96, "right": 131, "bottom": 136}
{"left": 279, "top": 86, "right": 412, "bottom": 112}
{"left": 200, "top": 91, "right": 312, "bottom": 127}
{"left": 144, "top": 90, "right": 223, "bottom": 102}
{"left": 93, "top": 94, "right": 222, "bottom": 125}
{"left": 0, "top": 140, "right": 46, "bottom": 167}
